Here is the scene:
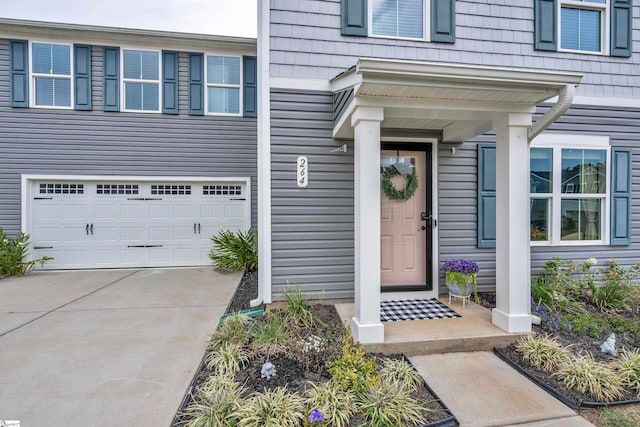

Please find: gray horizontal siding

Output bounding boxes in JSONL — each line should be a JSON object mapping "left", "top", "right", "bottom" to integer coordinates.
{"left": 0, "top": 39, "right": 257, "bottom": 235}
{"left": 270, "top": 88, "right": 355, "bottom": 300}
{"left": 439, "top": 103, "right": 640, "bottom": 291}
{"left": 270, "top": 0, "right": 640, "bottom": 97}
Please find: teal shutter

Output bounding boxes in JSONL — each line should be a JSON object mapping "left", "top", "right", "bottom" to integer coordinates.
{"left": 610, "top": 0, "right": 632, "bottom": 57}
{"left": 243, "top": 56, "right": 257, "bottom": 118}
{"left": 534, "top": 0, "right": 557, "bottom": 51}
{"left": 611, "top": 148, "right": 632, "bottom": 246}
{"left": 477, "top": 144, "right": 496, "bottom": 248}
{"left": 162, "top": 51, "right": 179, "bottom": 114}
{"left": 188, "top": 53, "right": 204, "bottom": 115}
{"left": 431, "top": 0, "right": 456, "bottom": 43}
{"left": 341, "top": 0, "right": 367, "bottom": 36}
{"left": 103, "top": 47, "right": 120, "bottom": 111}
{"left": 10, "top": 40, "right": 29, "bottom": 108}
{"left": 74, "top": 44, "right": 92, "bottom": 110}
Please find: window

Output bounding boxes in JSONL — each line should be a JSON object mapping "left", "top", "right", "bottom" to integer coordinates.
{"left": 559, "top": 0, "right": 607, "bottom": 53}
{"left": 122, "top": 49, "right": 160, "bottom": 112}
{"left": 530, "top": 136, "right": 610, "bottom": 245}
{"left": 371, "top": 0, "right": 425, "bottom": 39}
{"left": 206, "top": 55, "right": 241, "bottom": 115}
{"left": 31, "top": 43, "right": 72, "bottom": 108}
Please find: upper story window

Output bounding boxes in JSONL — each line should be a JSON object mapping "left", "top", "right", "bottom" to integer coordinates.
{"left": 122, "top": 49, "right": 160, "bottom": 112}
{"left": 530, "top": 136, "right": 610, "bottom": 245}
{"left": 559, "top": 0, "right": 607, "bottom": 53}
{"left": 31, "top": 43, "right": 72, "bottom": 108}
{"left": 206, "top": 55, "right": 241, "bottom": 115}
{"left": 371, "top": 0, "right": 425, "bottom": 39}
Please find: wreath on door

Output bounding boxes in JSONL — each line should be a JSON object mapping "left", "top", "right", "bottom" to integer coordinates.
{"left": 381, "top": 165, "right": 418, "bottom": 201}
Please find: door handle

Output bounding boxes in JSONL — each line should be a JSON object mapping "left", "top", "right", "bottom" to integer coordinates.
{"left": 90, "top": 224, "right": 94, "bottom": 235}
{"left": 198, "top": 223, "right": 201, "bottom": 234}
{"left": 86, "top": 224, "right": 89, "bottom": 235}
{"left": 194, "top": 223, "right": 197, "bottom": 234}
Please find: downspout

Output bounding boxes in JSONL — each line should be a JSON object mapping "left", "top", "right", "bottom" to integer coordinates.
{"left": 528, "top": 84, "right": 576, "bottom": 142}
{"left": 251, "top": 0, "right": 271, "bottom": 308}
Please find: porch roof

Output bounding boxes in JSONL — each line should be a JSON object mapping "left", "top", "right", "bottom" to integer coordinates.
{"left": 331, "top": 58, "right": 583, "bottom": 141}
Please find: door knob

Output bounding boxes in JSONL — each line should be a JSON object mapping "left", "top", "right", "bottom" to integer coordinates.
{"left": 421, "top": 225, "right": 426, "bottom": 231}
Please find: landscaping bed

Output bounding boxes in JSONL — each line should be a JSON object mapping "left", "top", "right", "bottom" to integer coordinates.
{"left": 173, "top": 272, "right": 457, "bottom": 427}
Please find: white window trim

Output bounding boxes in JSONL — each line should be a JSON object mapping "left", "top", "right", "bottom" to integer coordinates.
{"left": 120, "top": 47, "right": 162, "bottom": 113}
{"left": 558, "top": 0, "right": 610, "bottom": 55}
{"left": 368, "top": 0, "right": 431, "bottom": 42}
{"left": 29, "top": 40, "right": 74, "bottom": 110}
{"left": 530, "top": 134, "right": 611, "bottom": 247}
{"left": 204, "top": 54, "right": 243, "bottom": 117}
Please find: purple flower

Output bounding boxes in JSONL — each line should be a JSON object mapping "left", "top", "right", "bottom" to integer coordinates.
{"left": 441, "top": 259, "right": 479, "bottom": 274}
{"left": 309, "top": 409, "right": 325, "bottom": 423}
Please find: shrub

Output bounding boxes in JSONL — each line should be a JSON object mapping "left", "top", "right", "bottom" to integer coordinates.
{"left": 355, "top": 380, "right": 428, "bottom": 427}
{"left": 379, "top": 358, "right": 424, "bottom": 392}
{"left": 234, "top": 387, "right": 305, "bottom": 427}
{"left": 329, "top": 336, "right": 379, "bottom": 393}
{"left": 181, "top": 376, "right": 244, "bottom": 427}
{"left": 615, "top": 349, "right": 640, "bottom": 397}
{"left": 588, "top": 259, "right": 636, "bottom": 310}
{"left": 251, "top": 311, "right": 289, "bottom": 357}
{"left": 208, "top": 313, "right": 252, "bottom": 350}
{"left": 305, "top": 380, "right": 355, "bottom": 427}
{"left": 283, "top": 285, "right": 316, "bottom": 328}
{"left": 0, "top": 228, "right": 53, "bottom": 277}
{"left": 564, "top": 313, "right": 608, "bottom": 338}
{"left": 209, "top": 229, "right": 257, "bottom": 272}
{"left": 515, "top": 335, "right": 573, "bottom": 373}
{"left": 556, "top": 354, "right": 624, "bottom": 402}
{"left": 205, "top": 342, "right": 249, "bottom": 376}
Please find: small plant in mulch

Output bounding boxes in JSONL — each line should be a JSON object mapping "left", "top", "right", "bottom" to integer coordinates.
{"left": 0, "top": 227, "right": 53, "bottom": 277}
{"left": 209, "top": 228, "right": 257, "bottom": 272}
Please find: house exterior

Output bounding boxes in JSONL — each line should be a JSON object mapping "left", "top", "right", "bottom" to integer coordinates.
{"left": 256, "top": 0, "right": 639, "bottom": 342}
{"left": 0, "top": 18, "right": 257, "bottom": 269}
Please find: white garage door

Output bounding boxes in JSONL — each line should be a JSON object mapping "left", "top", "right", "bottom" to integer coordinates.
{"left": 28, "top": 179, "right": 250, "bottom": 269}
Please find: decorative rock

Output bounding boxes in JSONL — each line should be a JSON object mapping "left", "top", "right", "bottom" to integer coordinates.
{"left": 261, "top": 361, "right": 277, "bottom": 380}
{"left": 600, "top": 333, "right": 617, "bottom": 357}
{"left": 531, "top": 314, "right": 542, "bottom": 326}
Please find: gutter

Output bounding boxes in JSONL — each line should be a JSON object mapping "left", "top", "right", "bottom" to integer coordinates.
{"left": 528, "top": 84, "right": 576, "bottom": 141}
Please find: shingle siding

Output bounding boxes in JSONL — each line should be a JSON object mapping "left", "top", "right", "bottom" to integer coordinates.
{"left": 0, "top": 39, "right": 257, "bottom": 235}
{"left": 270, "top": 0, "right": 640, "bottom": 97}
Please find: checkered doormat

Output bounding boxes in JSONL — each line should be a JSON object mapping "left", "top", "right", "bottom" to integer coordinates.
{"left": 380, "top": 298, "right": 461, "bottom": 322}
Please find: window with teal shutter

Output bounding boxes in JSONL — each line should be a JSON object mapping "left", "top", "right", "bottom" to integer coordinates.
{"left": 188, "top": 53, "right": 204, "bottom": 115}
{"left": 10, "top": 40, "right": 29, "bottom": 108}
{"left": 611, "top": 148, "right": 631, "bottom": 245}
{"left": 243, "top": 56, "right": 257, "bottom": 118}
{"left": 372, "top": 0, "right": 424, "bottom": 39}
{"left": 32, "top": 43, "right": 72, "bottom": 108}
{"left": 206, "top": 55, "right": 241, "bottom": 115}
{"left": 162, "top": 51, "right": 178, "bottom": 115}
{"left": 74, "top": 44, "right": 92, "bottom": 110}
{"left": 122, "top": 49, "right": 160, "bottom": 112}
{"left": 477, "top": 144, "right": 496, "bottom": 248}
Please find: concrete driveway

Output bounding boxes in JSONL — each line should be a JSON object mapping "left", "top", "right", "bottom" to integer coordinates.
{"left": 0, "top": 267, "right": 242, "bottom": 427}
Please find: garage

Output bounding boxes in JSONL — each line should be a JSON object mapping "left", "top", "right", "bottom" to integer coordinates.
{"left": 23, "top": 176, "right": 251, "bottom": 269}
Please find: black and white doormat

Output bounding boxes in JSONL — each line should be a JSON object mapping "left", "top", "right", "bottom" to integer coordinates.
{"left": 380, "top": 298, "right": 461, "bottom": 322}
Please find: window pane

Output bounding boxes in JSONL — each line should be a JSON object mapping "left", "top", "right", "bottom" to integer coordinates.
{"left": 561, "top": 199, "right": 601, "bottom": 241}
{"left": 373, "top": 0, "right": 423, "bottom": 38}
{"left": 32, "top": 43, "right": 52, "bottom": 74}
{"left": 125, "top": 82, "right": 143, "bottom": 110}
{"left": 207, "top": 56, "right": 240, "bottom": 85}
{"left": 35, "top": 77, "right": 70, "bottom": 107}
{"left": 53, "top": 78, "right": 71, "bottom": 106}
{"left": 530, "top": 148, "right": 553, "bottom": 194}
{"left": 141, "top": 51, "right": 159, "bottom": 80}
{"left": 561, "top": 7, "right": 601, "bottom": 52}
{"left": 561, "top": 149, "right": 606, "bottom": 194}
{"left": 207, "top": 87, "right": 240, "bottom": 114}
{"left": 123, "top": 50, "right": 142, "bottom": 79}
{"left": 530, "top": 198, "right": 549, "bottom": 241}
{"left": 52, "top": 44, "right": 70, "bottom": 75}
{"left": 142, "top": 83, "right": 159, "bottom": 111}
{"left": 35, "top": 77, "right": 54, "bottom": 105}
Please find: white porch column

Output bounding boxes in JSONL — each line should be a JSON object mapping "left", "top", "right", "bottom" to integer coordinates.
{"left": 351, "top": 106, "right": 385, "bottom": 344}
{"left": 492, "top": 113, "right": 533, "bottom": 333}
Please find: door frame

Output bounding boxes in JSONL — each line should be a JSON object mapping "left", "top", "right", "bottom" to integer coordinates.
{"left": 380, "top": 141, "right": 436, "bottom": 293}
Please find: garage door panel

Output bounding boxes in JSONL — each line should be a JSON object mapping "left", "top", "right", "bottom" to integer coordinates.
{"left": 120, "top": 204, "right": 147, "bottom": 220}
{"left": 148, "top": 205, "right": 173, "bottom": 219}
{"left": 93, "top": 227, "right": 120, "bottom": 242}
{"left": 200, "top": 204, "right": 225, "bottom": 219}
{"left": 93, "top": 204, "right": 120, "bottom": 219}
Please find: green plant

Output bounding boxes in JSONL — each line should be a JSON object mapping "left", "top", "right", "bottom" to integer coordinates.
{"left": 564, "top": 312, "right": 607, "bottom": 338}
{"left": 0, "top": 228, "right": 53, "bottom": 277}
{"left": 283, "top": 285, "right": 316, "bottom": 328}
{"left": 597, "top": 407, "right": 640, "bottom": 427}
{"left": 181, "top": 376, "right": 244, "bottom": 427}
{"left": 615, "top": 349, "right": 640, "bottom": 397}
{"left": 209, "top": 313, "right": 252, "bottom": 350}
{"left": 355, "top": 380, "right": 428, "bottom": 427}
{"left": 556, "top": 354, "right": 624, "bottom": 402}
{"left": 251, "top": 311, "right": 289, "bottom": 357}
{"left": 329, "top": 336, "right": 379, "bottom": 393}
{"left": 234, "top": 387, "right": 305, "bottom": 427}
{"left": 205, "top": 342, "right": 249, "bottom": 376}
{"left": 441, "top": 258, "right": 480, "bottom": 302}
{"left": 379, "top": 358, "right": 424, "bottom": 392}
{"left": 305, "top": 380, "right": 355, "bottom": 427}
{"left": 515, "top": 335, "right": 572, "bottom": 373}
{"left": 209, "top": 229, "right": 257, "bottom": 272}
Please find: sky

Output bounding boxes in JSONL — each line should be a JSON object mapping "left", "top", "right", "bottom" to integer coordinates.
{"left": 0, "top": 0, "right": 258, "bottom": 38}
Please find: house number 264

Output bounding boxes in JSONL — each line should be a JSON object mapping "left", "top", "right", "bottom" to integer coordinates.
{"left": 297, "top": 156, "right": 308, "bottom": 188}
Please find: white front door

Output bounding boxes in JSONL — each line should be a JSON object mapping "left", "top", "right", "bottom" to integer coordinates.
{"left": 29, "top": 179, "right": 249, "bottom": 269}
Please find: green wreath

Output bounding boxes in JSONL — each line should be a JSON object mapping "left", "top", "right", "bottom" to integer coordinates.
{"left": 381, "top": 165, "right": 418, "bottom": 201}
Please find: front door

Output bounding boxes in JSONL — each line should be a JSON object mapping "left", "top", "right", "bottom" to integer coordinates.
{"left": 380, "top": 144, "right": 433, "bottom": 290}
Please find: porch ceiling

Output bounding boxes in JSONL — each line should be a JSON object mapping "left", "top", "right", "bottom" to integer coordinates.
{"left": 332, "top": 58, "right": 583, "bottom": 141}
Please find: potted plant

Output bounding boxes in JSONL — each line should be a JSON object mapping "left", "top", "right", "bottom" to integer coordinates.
{"left": 442, "top": 258, "right": 480, "bottom": 303}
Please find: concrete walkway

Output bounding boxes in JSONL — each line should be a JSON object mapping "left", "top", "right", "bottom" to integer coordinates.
{"left": 410, "top": 351, "right": 595, "bottom": 427}
{"left": 0, "top": 268, "right": 241, "bottom": 427}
